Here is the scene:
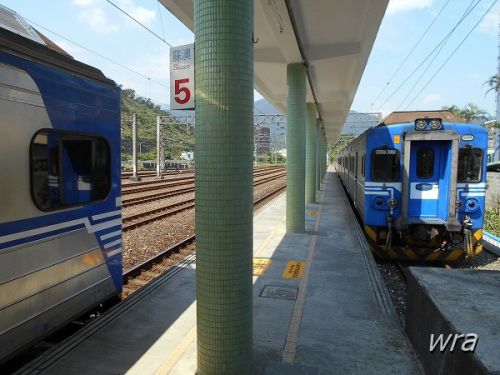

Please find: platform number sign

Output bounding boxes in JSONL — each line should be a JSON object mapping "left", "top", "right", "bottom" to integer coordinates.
{"left": 170, "top": 43, "right": 195, "bottom": 110}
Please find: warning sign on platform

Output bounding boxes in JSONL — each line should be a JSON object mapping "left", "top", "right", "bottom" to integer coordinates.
{"left": 253, "top": 258, "right": 271, "bottom": 276}
{"left": 282, "top": 261, "right": 305, "bottom": 279}
{"left": 170, "top": 43, "right": 195, "bottom": 110}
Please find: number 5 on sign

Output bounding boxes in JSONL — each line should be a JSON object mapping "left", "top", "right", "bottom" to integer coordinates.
{"left": 170, "top": 43, "right": 195, "bottom": 110}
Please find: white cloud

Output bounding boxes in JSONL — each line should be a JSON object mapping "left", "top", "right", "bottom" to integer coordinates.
{"left": 72, "top": 0, "right": 98, "bottom": 6}
{"left": 129, "top": 7, "right": 155, "bottom": 25}
{"left": 422, "top": 93, "right": 441, "bottom": 105}
{"left": 386, "top": 0, "right": 434, "bottom": 15}
{"left": 77, "top": 8, "right": 119, "bottom": 33}
{"left": 479, "top": 5, "right": 499, "bottom": 35}
{"left": 116, "top": 0, "right": 156, "bottom": 26}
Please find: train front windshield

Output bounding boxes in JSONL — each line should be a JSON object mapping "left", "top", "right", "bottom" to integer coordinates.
{"left": 457, "top": 148, "right": 483, "bottom": 183}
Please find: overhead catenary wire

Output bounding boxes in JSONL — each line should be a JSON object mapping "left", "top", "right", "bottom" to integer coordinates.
{"left": 376, "top": 0, "right": 483, "bottom": 112}
{"left": 26, "top": 18, "right": 170, "bottom": 92}
{"left": 405, "top": 0, "right": 499, "bottom": 108}
{"left": 370, "top": 0, "right": 452, "bottom": 107}
{"left": 157, "top": 1, "right": 166, "bottom": 41}
{"left": 105, "top": 0, "right": 173, "bottom": 47}
{"left": 396, "top": 30, "right": 453, "bottom": 109}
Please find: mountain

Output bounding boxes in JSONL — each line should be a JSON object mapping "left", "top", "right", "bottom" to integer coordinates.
{"left": 121, "top": 89, "right": 195, "bottom": 161}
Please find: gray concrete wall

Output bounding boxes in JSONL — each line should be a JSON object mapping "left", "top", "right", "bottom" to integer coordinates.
{"left": 486, "top": 171, "right": 500, "bottom": 208}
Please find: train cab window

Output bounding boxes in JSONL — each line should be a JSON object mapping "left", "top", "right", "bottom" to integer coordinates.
{"left": 416, "top": 148, "right": 434, "bottom": 179}
{"left": 371, "top": 149, "right": 400, "bottom": 182}
{"left": 457, "top": 147, "right": 483, "bottom": 183}
{"left": 31, "top": 130, "right": 111, "bottom": 210}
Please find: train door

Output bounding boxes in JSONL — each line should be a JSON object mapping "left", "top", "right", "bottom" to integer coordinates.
{"left": 407, "top": 141, "right": 451, "bottom": 222}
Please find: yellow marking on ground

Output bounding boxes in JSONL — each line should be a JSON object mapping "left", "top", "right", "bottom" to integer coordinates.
{"left": 253, "top": 258, "right": 271, "bottom": 276}
{"left": 282, "top": 261, "right": 305, "bottom": 279}
{"left": 255, "top": 216, "right": 286, "bottom": 257}
{"left": 282, "top": 190, "right": 324, "bottom": 364}
{"left": 307, "top": 210, "right": 318, "bottom": 217}
{"left": 154, "top": 210, "right": 286, "bottom": 372}
{"left": 155, "top": 326, "right": 196, "bottom": 375}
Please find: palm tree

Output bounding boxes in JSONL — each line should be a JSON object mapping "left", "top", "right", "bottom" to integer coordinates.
{"left": 460, "top": 103, "right": 490, "bottom": 122}
{"left": 442, "top": 104, "right": 490, "bottom": 123}
{"left": 484, "top": 74, "right": 500, "bottom": 95}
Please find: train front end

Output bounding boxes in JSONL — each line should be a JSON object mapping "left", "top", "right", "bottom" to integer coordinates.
{"left": 364, "top": 118, "right": 488, "bottom": 261}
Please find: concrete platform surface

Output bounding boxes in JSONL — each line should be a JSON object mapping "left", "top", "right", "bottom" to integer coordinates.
{"left": 406, "top": 267, "right": 500, "bottom": 375}
{"left": 19, "top": 171, "right": 423, "bottom": 374}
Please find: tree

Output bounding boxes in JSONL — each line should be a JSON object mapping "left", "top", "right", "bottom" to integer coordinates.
{"left": 484, "top": 74, "right": 500, "bottom": 95}
{"left": 442, "top": 103, "right": 490, "bottom": 122}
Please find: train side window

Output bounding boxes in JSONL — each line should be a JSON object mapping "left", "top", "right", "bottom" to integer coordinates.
{"left": 457, "top": 148, "right": 483, "bottom": 183}
{"left": 31, "top": 130, "right": 111, "bottom": 211}
{"left": 355, "top": 152, "right": 358, "bottom": 178}
{"left": 371, "top": 149, "right": 400, "bottom": 182}
{"left": 416, "top": 148, "right": 434, "bottom": 179}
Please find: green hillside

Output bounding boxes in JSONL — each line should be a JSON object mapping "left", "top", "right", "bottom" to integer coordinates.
{"left": 121, "top": 88, "right": 195, "bottom": 161}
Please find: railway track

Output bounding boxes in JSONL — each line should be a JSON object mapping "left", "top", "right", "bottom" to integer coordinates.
{"left": 121, "top": 167, "right": 285, "bottom": 196}
{"left": 122, "top": 171, "right": 286, "bottom": 208}
{"left": 122, "top": 182, "right": 286, "bottom": 297}
{"left": 122, "top": 172, "right": 286, "bottom": 229}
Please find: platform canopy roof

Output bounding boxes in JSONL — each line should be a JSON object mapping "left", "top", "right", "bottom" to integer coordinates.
{"left": 160, "top": 0, "right": 388, "bottom": 143}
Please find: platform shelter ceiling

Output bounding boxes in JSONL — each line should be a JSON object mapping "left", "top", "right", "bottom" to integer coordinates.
{"left": 160, "top": 0, "right": 388, "bottom": 143}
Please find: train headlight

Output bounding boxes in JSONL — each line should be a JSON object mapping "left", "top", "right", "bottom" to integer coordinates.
{"left": 415, "top": 119, "right": 427, "bottom": 130}
{"left": 387, "top": 198, "right": 398, "bottom": 209}
{"left": 465, "top": 198, "right": 480, "bottom": 213}
{"left": 429, "top": 119, "right": 442, "bottom": 130}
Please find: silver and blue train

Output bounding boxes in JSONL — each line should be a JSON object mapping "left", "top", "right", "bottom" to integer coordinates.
{"left": 337, "top": 112, "right": 488, "bottom": 261}
{"left": 0, "top": 7, "right": 122, "bottom": 361}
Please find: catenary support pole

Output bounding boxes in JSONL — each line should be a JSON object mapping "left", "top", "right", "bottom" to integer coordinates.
{"left": 155, "top": 116, "right": 162, "bottom": 180}
{"left": 315, "top": 120, "right": 321, "bottom": 192}
{"left": 194, "top": 0, "right": 254, "bottom": 374}
{"left": 286, "top": 63, "right": 306, "bottom": 233}
{"left": 130, "top": 113, "right": 141, "bottom": 181}
{"left": 305, "top": 103, "right": 316, "bottom": 203}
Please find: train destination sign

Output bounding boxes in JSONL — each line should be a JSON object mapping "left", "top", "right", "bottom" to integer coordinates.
{"left": 170, "top": 43, "right": 195, "bottom": 110}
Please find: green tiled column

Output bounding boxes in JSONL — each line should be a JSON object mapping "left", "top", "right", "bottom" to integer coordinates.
{"left": 315, "top": 120, "right": 321, "bottom": 192}
{"left": 194, "top": 1, "right": 253, "bottom": 373}
{"left": 322, "top": 133, "right": 327, "bottom": 176}
{"left": 286, "top": 63, "right": 306, "bottom": 232}
{"left": 305, "top": 103, "right": 316, "bottom": 203}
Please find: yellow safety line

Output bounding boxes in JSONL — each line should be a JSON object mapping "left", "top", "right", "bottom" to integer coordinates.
{"left": 254, "top": 216, "right": 287, "bottom": 257}
{"left": 155, "top": 326, "right": 197, "bottom": 375}
{"left": 154, "top": 203, "right": 287, "bottom": 373}
{"left": 282, "top": 191, "right": 324, "bottom": 364}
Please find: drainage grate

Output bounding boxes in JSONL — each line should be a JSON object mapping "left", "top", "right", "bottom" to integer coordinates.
{"left": 260, "top": 285, "right": 298, "bottom": 300}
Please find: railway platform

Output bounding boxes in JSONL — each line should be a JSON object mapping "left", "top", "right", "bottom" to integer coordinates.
{"left": 18, "top": 171, "right": 423, "bottom": 374}
{"left": 406, "top": 267, "right": 500, "bottom": 375}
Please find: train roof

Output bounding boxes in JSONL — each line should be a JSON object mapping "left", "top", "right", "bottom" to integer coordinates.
{"left": 0, "top": 5, "right": 116, "bottom": 86}
{"left": 380, "top": 110, "right": 465, "bottom": 126}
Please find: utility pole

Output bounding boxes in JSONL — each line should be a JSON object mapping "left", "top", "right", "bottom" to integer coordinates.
{"left": 130, "top": 113, "right": 141, "bottom": 181}
{"left": 155, "top": 116, "right": 163, "bottom": 179}
{"left": 495, "top": 20, "right": 500, "bottom": 161}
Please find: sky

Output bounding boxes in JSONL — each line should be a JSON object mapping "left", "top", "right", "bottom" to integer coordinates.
{"left": 0, "top": 0, "right": 498, "bottom": 117}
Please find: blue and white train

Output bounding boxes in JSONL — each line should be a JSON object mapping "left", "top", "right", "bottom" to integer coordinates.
{"left": 336, "top": 111, "right": 488, "bottom": 261}
{"left": 0, "top": 7, "right": 121, "bottom": 361}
